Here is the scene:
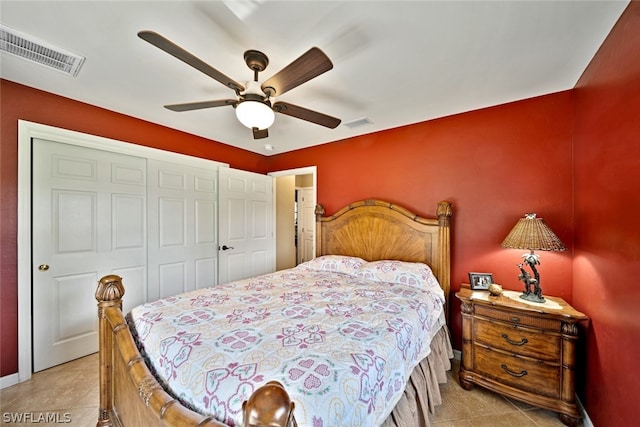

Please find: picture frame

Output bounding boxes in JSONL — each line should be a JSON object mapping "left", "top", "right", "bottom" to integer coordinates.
{"left": 468, "top": 272, "right": 493, "bottom": 290}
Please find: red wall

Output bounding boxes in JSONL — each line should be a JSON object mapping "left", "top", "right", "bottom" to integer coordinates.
{"left": 0, "top": 80, "right": 575, "bottom": 380}
{"left": 269, "top": 92, "right": 575, "bottom": 351}
{"left": 2, "top": 5, "right": 638, "bottom": 424}
{"left": 0, "top": 80, "right": 268, "bottom": 376}
{"left": 572, "top": 1, "right": 640, "bottom": 426}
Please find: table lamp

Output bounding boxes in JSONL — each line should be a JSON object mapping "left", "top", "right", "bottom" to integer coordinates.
{"left": 501, "top": 213, "right": 566, "bottom": 303}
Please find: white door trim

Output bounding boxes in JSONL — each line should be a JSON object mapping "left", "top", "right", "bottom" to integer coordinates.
{"left": 268, "top": 166, "right": 317, "bottom": 179}
{"left": 17, "top": 120, "right": 228, "bottom": 382}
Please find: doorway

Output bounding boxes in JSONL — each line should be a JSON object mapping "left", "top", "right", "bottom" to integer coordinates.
{"left": 296, "top": 185, "right": 315, "bottom": 265}
{"left": 270, "top": 167, "right": 317, "bottom": 271}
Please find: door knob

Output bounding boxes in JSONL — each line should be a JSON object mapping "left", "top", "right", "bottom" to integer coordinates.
{"left": 38, "top": 264, "right": 50, "bottom": 271}
{"left": 220, "top": 245, "right": 234, "bottom": 251}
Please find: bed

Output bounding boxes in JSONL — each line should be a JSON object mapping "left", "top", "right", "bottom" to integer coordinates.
{"left": 95, "top": 199, "right": 453, "bottom": 427}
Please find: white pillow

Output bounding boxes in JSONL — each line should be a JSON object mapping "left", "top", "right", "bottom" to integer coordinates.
{"left": 356, "top": 260, "right": 441, "bottom": 292}
{"left": 300, "top": 256, "right": 443, "bottom": 298}
{"left": 299, "top": 255, "right": 366, "bottom": 275}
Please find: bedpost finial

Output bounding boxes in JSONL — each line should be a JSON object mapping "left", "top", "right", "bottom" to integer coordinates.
{"left": 315, "top": 204, "right": 325, "bottom": 219}
{"left": 96, "top": 275, "right": 125, "bottom": 303}
{"left": 242, "top": 381, "right": 296, "bottom": 427}
{"left": 436, "top": 201, "right": 452, "bottom": 226}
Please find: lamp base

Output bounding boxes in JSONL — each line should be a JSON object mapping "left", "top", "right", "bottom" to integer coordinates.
{"left": 520, "top": 292, "right": 546, "bottom": 304}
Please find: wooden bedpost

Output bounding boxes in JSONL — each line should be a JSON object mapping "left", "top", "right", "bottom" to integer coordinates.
{"left": 95, "top": 275, "right": 125, "bottom": 427}
{"left": 436, "top": 201, "right": 453, "bottom": 320}
{"left": 314, "top": 204, "right": 325, "bottom": 257}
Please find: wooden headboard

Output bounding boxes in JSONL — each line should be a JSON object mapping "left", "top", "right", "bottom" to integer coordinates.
{"left": 315, "top": 199, "right": 453, "bottom": 318}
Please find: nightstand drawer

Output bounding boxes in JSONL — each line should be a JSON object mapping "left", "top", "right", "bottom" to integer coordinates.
{"left": 475, "top": 304, "right": 561, "bottom": 331}
{"left": 474, "top": 344, "right": 561, "bottom": 399}
{"left": 473, "top": 317, "right": 561, "bottom": 361}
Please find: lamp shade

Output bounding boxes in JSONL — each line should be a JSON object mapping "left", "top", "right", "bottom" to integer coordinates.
{"left": 235, "top": 100, "right": 275, "bottom": 130}
{"left": 501, "top": 213, "right": 566, "bottom": 252}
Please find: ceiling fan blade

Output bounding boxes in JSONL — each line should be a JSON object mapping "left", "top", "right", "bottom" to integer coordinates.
{"left": 138, "top": 30, "right": 244, "bottom": 93}
{"left": 253, "top": 127, "right": 269, "bottom": 139}
{"left": 273, "top": 102, "right": 341, "bottom": 129}
{"left": 164, "top": 99, "right": 237, "bottom": 112}
{"left": 261, "top": 47, "right": 333, "bottom": 97}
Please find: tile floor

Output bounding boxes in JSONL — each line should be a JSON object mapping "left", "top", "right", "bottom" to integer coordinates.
{"left": 431, "top": 359, "right": 577, "bottom": 427}
{"left": 0, "top": 354, "right": 99, "bottom": 426}
{"left": 1, "top": 355, "right": 576, "bottom": 426}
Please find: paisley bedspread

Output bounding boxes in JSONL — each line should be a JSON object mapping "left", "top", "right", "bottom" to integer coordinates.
{"left": 128, "top": 255, "right": 446, "bottom": 427}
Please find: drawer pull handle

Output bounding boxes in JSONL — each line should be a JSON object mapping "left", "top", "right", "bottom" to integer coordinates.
{"left": 501, "top": 333, "right": 528, "bottom": 346}
{"left": 510, "top": 316, "right": 520, "bottom": 323}
{"left": 501, "top": 364, "right": 528, "bottom": 378}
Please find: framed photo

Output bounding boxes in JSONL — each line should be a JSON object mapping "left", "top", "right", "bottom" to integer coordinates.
{"left": 468, "top": 272, "right": 493, "bottom": 290}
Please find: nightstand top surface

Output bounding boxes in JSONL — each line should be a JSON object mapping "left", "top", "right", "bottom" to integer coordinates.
{"left": 456, "top": 286, "right": 587, "bottom": 321}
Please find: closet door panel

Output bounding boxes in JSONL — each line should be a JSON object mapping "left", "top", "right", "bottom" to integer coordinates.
{"left": 147, "top": 159, "right": 218, "bottom": 300}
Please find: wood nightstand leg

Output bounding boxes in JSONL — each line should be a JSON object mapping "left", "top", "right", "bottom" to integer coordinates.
{"left": 558, "top": 413, "right": 579, "bottom": 427}
{"left": 458, "top": 368, "right": 474, "bottom": 391}
{"left": 459, "top": 377, "right": 474, "bottom": 391}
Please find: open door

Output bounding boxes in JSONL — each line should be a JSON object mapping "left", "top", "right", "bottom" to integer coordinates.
{"left": 297, "top": 187, "right": 315, "bottom": 264}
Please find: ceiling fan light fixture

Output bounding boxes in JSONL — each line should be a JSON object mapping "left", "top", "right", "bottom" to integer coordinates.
{"left": 138, "top": 32, "right": 340, "bottom": 139}
{"left": 235, "top": 99, "right": 275, "bottom": 130}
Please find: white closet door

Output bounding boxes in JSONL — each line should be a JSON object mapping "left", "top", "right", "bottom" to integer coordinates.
{"left": 147, "top": 159, "right": 218, "bottom": 300}
{"left": 218, "top": 167, "right": 274, "bottom": 283}
{"left": 32, "top": 139, "right": 146, "bottom": 371}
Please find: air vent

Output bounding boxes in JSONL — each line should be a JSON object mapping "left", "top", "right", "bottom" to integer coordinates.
{"left": 343, "top": 117, "right": 373, "bottom": 129}
{"left": 0, "top": 24, "right": 85, "bottom": 77}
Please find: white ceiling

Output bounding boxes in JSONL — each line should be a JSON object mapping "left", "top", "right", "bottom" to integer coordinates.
{"left": 0, "top": 1, "right": 629, "bottom": 155}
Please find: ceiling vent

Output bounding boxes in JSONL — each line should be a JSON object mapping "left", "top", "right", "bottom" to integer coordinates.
{"left": 343, "top": 117, "right": 373, "bottom": 129}
{"left": 0, "top": 24, "right": 85, "bottom": 77}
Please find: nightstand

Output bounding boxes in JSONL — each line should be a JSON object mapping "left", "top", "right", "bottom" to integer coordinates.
{"left": 456, "top": 286, "right": 587, "bottom": 426}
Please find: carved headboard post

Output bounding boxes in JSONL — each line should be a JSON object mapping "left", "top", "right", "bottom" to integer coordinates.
{"left": 436, "top": 201, "right": 453, "bottom": 320}
{"left": 314, "top": 204, "right": 326, "bottom": 258}
{"left": 95, "top": 275, "right": 125, "bottom": 427}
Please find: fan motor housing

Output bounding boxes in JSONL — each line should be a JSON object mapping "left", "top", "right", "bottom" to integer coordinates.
{"left": 244, "top": 50, "right": 269, "bottom": 72}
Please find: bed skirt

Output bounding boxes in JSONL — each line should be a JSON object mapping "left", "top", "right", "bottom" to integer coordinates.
{"left": 381, "top": 326, "right": 453, "bottom": 427}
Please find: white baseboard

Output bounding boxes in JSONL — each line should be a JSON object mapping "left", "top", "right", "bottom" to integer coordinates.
{"left": 576, "top": 395, "right": 593, "bottom": 427}
{"left": 0, "top": 372, "right": 20, "bottom": 389}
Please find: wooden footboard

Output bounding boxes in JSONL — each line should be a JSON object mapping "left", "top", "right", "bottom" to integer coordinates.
{"left": 96, "top": 275, "right": 297, "bottom": 427}
{"left": 95, "top": 275, "right": 227, "bottom": 427}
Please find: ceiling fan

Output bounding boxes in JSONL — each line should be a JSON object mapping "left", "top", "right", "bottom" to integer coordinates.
{"left": 138, "top": 30, "right": 341, "bottom": 139}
